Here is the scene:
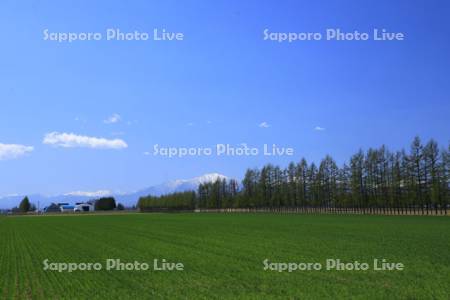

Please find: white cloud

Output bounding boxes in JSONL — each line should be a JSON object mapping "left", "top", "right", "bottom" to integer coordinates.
{"left": 104, "top": 113, "right": 121, "bottom": 124}
{"left": 64, "top": 190, "right": 112, "bottom": 197}
{"left": 0, "top": 143, "right": 34, "bottom": 160}
{"left": 143, "top": 151, "right": 151, "bottom": 156}
{"left": 43, "top": 132, "right": 128, "bottom": 149}
{"left": 314, "top": 126, "right": 326, "bottom": 131}
{"left": 187, "top": 122, "right": 194, "bottom": 126}
{"left": 259, "top": 122, "right": 270, "bottom": 128}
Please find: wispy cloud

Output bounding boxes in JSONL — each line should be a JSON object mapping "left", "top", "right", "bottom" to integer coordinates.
{"left": 64, "top": 190, "right": 112, "bottom": 197}
{"left": 75, "top": 116, "right": 87, "bottom": 123}
{"left": 126, "top": 120, "right": 138, "bottom": 126}
{"left": 104, "top": 113, "right": 121, "bottom": 124}
{"left": 0, "top": 143, "right": 34, "bottom": 160}
{"left": 187, "top": 122, "right": 194, "bottom": 126}
{"left": 43, "top": 132, "right": 128, "bottom": 149}
{"left": 314, "top": 126, "right": 326, "bottom": 131}
{"left": 259, "top": 122, "right": 270, "bottom": 128}
{"left": 111, "top": 131, "right": 125, "bottom": 136}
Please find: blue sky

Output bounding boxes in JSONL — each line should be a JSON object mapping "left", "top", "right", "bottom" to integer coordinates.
{"left": 0, "top": 0, "right": 449, "bottom": 196}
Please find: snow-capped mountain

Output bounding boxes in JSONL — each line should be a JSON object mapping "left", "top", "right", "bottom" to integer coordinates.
{"left": 116, "top": 173, "right": 228, "bottom": 204}
{"left": 0, "top": 173, "right": 228, "bottom": 209}
{"left": 144, "top": 173, "right": 228, "bottom": 195}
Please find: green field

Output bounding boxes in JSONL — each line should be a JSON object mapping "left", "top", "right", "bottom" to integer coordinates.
{"left": 0, "top": 213, "right": 449, "bottom": 299}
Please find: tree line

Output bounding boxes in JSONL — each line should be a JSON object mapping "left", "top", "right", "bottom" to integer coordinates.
{"left": 137, "top": 192, "right": 196, "bottom": 211}
{"left": 138, "top": 136, "right": 449, "bottom": 214}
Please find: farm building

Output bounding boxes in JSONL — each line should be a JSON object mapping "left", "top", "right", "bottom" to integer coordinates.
{"left": 74, "top": 203, "right": 95, "bottom": 212}
{"left": 44, "top": 203, "right": 62, "bottom": 213}
{"left": 60, "top": 205, "right": 75, "bottom": 212}
{"left": 43, "top": 202, "right": 95, "bottom": 213}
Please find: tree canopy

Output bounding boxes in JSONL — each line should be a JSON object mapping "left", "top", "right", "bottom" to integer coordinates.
{"left": 18, "top": 197, "right": 31, "bottom": 212}
{"left": 94, "top": 197, "right": 117, "bottom": 211}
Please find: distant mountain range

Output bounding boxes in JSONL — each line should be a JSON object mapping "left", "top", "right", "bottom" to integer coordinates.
{"left": 0, "top": 173, "right": 228, "bottom": 209}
